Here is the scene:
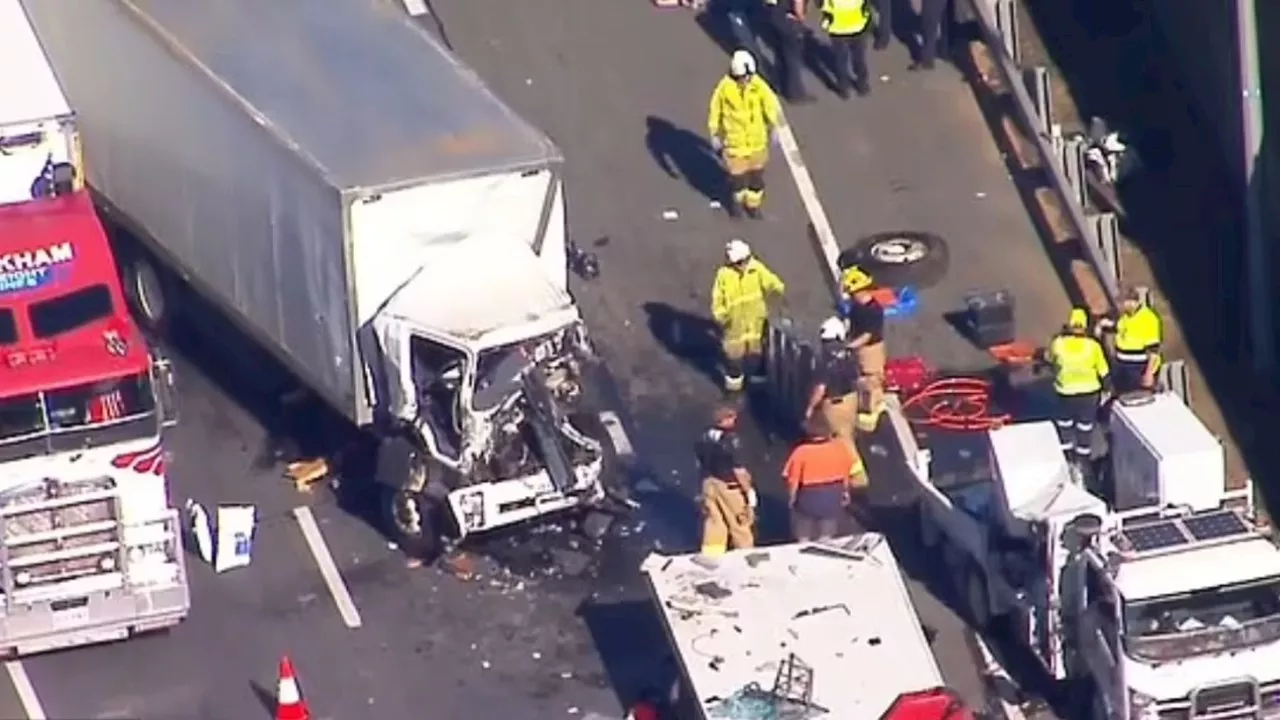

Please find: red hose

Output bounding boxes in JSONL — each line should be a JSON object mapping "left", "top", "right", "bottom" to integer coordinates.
{"left": 899, "top": 376, "right": 1011, "bottom": 431}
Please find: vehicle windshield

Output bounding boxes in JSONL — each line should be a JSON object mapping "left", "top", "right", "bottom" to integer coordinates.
{"left": 28, "top": 284, "right": 114, "bottom": 338}
{"left": 0, "top": 373, "right": 158, "bottom": 462}
{"left": 1124, "top": 576, "right": 1280, "bottom": 660}
{"left": 0, "top": 309, "right": 17, "bottom": 344}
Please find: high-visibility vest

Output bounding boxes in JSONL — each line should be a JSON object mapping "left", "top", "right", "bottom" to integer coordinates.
{"left": 1049, "top": 334, "right": 1109, "bottom": 395}
{"left": 821, "top": 0, "right": 870, "bottom": 35}
{"left": 1114, "top": 305, "right": 1162, "bottom": 364}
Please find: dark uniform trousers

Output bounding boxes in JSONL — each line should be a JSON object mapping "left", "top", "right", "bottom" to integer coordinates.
{"left": 830, "top": 31, "right": 870, "bottom": 95}
{"left": 871, "top": 0, "right": 892, "bottom": 48}
{"left": 917, "top": 0, "right": 949, "bottom": 67}
{"left": 1113, "top": 359, "right": 1149, "bottom": 395}
{"left": 1056, "top": 391, "right": 1100, "bottom": 462}
{"left": 766, "top": 3, "right": 808, "bottom": 100}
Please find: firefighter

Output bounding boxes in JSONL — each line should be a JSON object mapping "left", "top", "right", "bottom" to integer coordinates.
{"left": 695, "top": 403, "right": 756, "bottom": 555}
{"left": 707, "top": 50, "right": 782, "bottom": 218}
{"left": 1096, "top": 286, "right": 1162, "bottom": 394}
{"left": 762, "top": 0, "right": 811, "bottom": 102}
{"left": 838, "top": 266, "right": 886, "bottom": 430}
{"left": 711, "top": 239, "right": 786, "bottom": 393}
{"left": 1046, "top": 308, "right": 1110, "bottom": 473}
{"left": 820, "top": 0, "right": 873, "bottom": 98}
{"left": 805, "top": 316, "right": 861, "bottom": 455}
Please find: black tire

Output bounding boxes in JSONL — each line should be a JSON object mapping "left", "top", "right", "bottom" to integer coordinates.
{"left": 122, "top": 252, "right": 174, "bottom": 333}
{"left": 838, "top": 231, "right": 950, "bottom": 290}
{"left": 377, "top": 435, "right": 445, "bottom": 561}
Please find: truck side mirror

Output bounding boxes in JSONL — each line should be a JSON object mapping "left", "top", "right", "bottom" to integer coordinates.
{"left": 151, "top": 352, "right": 179, "bottom": 428}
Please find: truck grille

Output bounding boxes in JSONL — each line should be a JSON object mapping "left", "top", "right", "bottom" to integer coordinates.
{"left": 0, "top": 477, "right": 122, "bottom": 587}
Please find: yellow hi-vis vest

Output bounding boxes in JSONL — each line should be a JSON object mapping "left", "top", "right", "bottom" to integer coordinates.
{"left": 821, "top": 0, "right": 870, "bottom": 35}
{"left": 1114, "top": 305, "right": 1162, "bottom": 364}
{"left": 1048, "top": 334, "right": 1109, "bottom": 395}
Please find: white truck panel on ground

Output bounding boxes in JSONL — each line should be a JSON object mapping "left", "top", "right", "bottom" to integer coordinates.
{"left": 22, "top": 0, "right": 565, "bottom": 425}
{"left": 642, "top": 535, "right": 944, "bottom": 719}
{"left": 0, "top": 0, "right": 68, "bottom": 125}
{"left": 1110, "top": 393, "right": 1224, "bottom": 512}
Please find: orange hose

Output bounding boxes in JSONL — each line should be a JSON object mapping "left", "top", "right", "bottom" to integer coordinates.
{"left": 899, "top": 376, "right": 1011, "bottom": 431}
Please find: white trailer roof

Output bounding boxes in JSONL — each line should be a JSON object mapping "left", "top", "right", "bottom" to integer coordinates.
{"left": 0, "top": 0, "right": 70, "bottom": 125}
{"left": 382, "top": 238, "right": 577, "bottom": 346}
{"left": 642, "top": 535, "right": 944, "bottom": 719}
{"left": 113, "top": 0, "right": 560, "bottom": 191}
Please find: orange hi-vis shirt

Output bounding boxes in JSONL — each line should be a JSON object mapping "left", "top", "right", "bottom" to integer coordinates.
{"left": 783, "top": 438, "right": 864, "bottom": 491}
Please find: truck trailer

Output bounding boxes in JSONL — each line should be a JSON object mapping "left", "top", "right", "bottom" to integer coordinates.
{"left": 0, "top": 0, "right": 188, "bottom": 657}
{"left": 22, "top": 0, "right": 614, "bottom": 556}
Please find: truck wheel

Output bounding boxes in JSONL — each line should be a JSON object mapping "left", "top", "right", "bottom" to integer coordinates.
{"left": 838, "top": 231, "right": 950, "bottom": 290}
{"left": 376, "top": 434, "right": 443, "bottom": 560}
{"left": 125, "top": 254, "right": 170, "bottom": 331}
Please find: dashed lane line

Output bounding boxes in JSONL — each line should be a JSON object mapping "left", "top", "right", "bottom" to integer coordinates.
{"left": 6, "top": 661, "right": 46, "bottom": 720}
{"left": 293, "top": 506, "right": 364, "bottom": 629}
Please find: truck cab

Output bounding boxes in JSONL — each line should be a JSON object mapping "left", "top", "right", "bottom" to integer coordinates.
{"left": 1073, "top": 506, "right": 1280, "bottom": 719}
{"left": 368, "top": 237, "right": 612, "bottom": 556}
{"left": 0, "top": 0, "right": 188, "bottom": 655}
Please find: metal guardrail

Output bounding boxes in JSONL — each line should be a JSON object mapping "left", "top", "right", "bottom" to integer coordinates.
{"left": 963, "top": 0, "right": 1191, "bottom": 406}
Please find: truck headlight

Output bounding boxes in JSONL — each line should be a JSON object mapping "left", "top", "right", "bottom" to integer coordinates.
{"left": 99, "top": 556, "right": 117, "bottom": 572}
{"left": 13, "top": 571, "right": 30, "bottom": 587}
{"left": 1129, "top": 690, "right": 1159, "bottom": 720}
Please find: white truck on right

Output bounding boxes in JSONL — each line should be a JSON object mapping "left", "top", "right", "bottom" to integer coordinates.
{"left": 891, "top": 390, "right": 1280, "bottom": 720}
{"left": 23, "top": 0, "right": 619, "bottom": 557}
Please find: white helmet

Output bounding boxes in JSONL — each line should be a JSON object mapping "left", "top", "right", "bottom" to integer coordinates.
{"left": 729, "top": 50, "right": 756, "bottom": 78}
{"left": 819, "top": 316, "right": 847, "bottom": 341}
{"left": 725, "top": 238, "right": 752, "bottom": 263}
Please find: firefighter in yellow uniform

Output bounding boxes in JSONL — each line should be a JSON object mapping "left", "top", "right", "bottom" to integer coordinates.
{"left": 821, "top": 0, "right": 873, "bottom": 98}
{"left": 1046, "top": 308, "right": 1110, "bottom": 475}
{"left": 712, "top": 239, "right": 786, "bottom": 392}
{"left": 1097, "top": 286, "right": 1162, "bottom": 394}
{"left": 707, "top": 50, "right": 781, "bottom": 218}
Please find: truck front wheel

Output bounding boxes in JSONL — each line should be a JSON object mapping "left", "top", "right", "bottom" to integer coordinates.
{"left": 125, "top": 254, "right": 170, "bottom": 331}
{"left": 376, "top": 434, "right": 445, "bottom": 561}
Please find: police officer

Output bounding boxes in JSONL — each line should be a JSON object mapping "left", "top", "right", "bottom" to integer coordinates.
{"left": 820, "top": 0, "right": 874, "bottom": 98}
{"left": 762, "top": 0, "right": 812, "bottom": 102}
{"left": 912, "top": 0, "right": 949, "bottom": 71}
{"left": 1046, "top": 308, "right": 1110, "bottom": 474}
{"left": 695, "top": 404, "right": 756, "bottom": 556}
{"left": 805, "top": 316, "right": 862, "bottom": 454}
{"left": 1096, "top": 286, "right": 1162, "bottom": 394}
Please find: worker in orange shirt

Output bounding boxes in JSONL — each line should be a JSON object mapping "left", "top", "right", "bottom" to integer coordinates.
{"left": 782, "top": 416, "right": 868, "bottom": 541}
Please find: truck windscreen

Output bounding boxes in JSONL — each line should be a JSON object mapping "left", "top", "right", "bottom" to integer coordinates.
{"left": 0, "top": 310, "right": 16, "bottom": 344}
{"left": 28, "top": 284, "right": 114, "bottom": 338}
{"left": 0, "top": 373, "right": 157, "bottom": 460}
{"left": 1124, "top": 577, "right": 1280, "bottom": 660}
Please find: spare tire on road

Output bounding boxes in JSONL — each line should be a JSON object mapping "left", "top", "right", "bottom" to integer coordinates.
{"left": 838, "top": 231, "right": 950, "bottom": 290}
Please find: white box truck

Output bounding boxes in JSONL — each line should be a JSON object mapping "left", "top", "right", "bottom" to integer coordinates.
{"left": 22, "top": 0, "right": 616, "bottom": 557}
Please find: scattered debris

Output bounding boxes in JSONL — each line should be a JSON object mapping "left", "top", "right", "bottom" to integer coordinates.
{"left": 440, "top": 552, "right": 478, "bottom": 581}
{"left": 284, "top": 457, "right": 329, "bottom": 493}
{"left": 184, "top": 500, "right": 255, "bottom": 573}
{"left": 661, "top": 209, "right": 679, "bottom": 221}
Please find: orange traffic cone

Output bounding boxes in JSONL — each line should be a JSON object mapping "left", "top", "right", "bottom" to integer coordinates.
{"left": 275, "top": 656, "right": 310, "bottom": 720}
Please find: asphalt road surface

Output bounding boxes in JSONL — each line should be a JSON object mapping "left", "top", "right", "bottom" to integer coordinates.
{"left": 0, "top": 0, "right": 1073, "bottom": 718}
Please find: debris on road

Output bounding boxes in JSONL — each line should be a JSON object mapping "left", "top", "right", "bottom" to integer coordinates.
{"left": 285, "top": 457, "right": 329, "bottom": 493}
{"left": 185, "top": 500, "right": 256, "bottom": 573}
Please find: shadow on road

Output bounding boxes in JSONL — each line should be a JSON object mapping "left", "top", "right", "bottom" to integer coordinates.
{"left": 645, "top": 116, "right": 727, "bottom": 205}
{"left": 641, "top": 301, "right": 723, "bottom": 388}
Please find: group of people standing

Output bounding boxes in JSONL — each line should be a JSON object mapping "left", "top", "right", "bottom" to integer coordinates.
{"left": 699, "top": 242, "right": 889, "bottom": 554}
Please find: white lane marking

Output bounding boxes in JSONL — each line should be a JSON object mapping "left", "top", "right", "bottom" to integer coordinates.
{"left": 292, "top": 506, "right": 363, "bottom": 629}
{"left": 974, "top": 634, "right": 1028, "bottom": 720}
{"left": 5, "top": 661, "right": 46, "bottom": 720}
{"left": 773, "top": 117, "right": 842, "bottom": 283}
{"left": 597, "top": 410, "right": 634, "bottom": 458}
{"left": 773, "top": 105, "right": 1025, "bottom": 720}
{"left": 401, "top": 0, "right": 429, "bottom": 16}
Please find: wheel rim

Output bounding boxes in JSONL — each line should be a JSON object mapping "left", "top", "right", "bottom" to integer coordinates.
{"left": 133, "top": 260, "right": 166, "bottom": 324}
{"left": 869, "top": 237, "right": 928, "bottom": 265}
{"left": 391, "top": 490, "right": 424, "bottom": 538}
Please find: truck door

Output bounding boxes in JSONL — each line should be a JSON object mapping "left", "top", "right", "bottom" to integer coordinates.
{"left": 1008, "top": 521, "right": 1057, "bottom": 676}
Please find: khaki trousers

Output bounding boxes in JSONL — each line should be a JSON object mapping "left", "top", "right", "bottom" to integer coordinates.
{"left": 721, "top": 334, "right": 763, "bottom": 392}
{"left": 856, "top": 341, "right": 887, "bottom": 428}
{"left": 700, "top": 477, "right": 754, "bottom": 555}
{"left": 723, "top": 150, "right": 768, "bottom": 210}
{"left": 820, "top": 392, "right": 858, "bottom": 450}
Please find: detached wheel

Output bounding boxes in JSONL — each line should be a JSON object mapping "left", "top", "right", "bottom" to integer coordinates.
{"left": 124, "top": 254, "right": 171, "bottom": 332}
{"left": 838, "top": 231, "right": 950, "bottom": 290}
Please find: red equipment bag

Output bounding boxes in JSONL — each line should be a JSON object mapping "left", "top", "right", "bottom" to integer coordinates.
{"left": 881, "top": 687, "right": 975, "bottom": 720}
{"left": 885, "top": 356, "right": 932, "bottom": 397}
